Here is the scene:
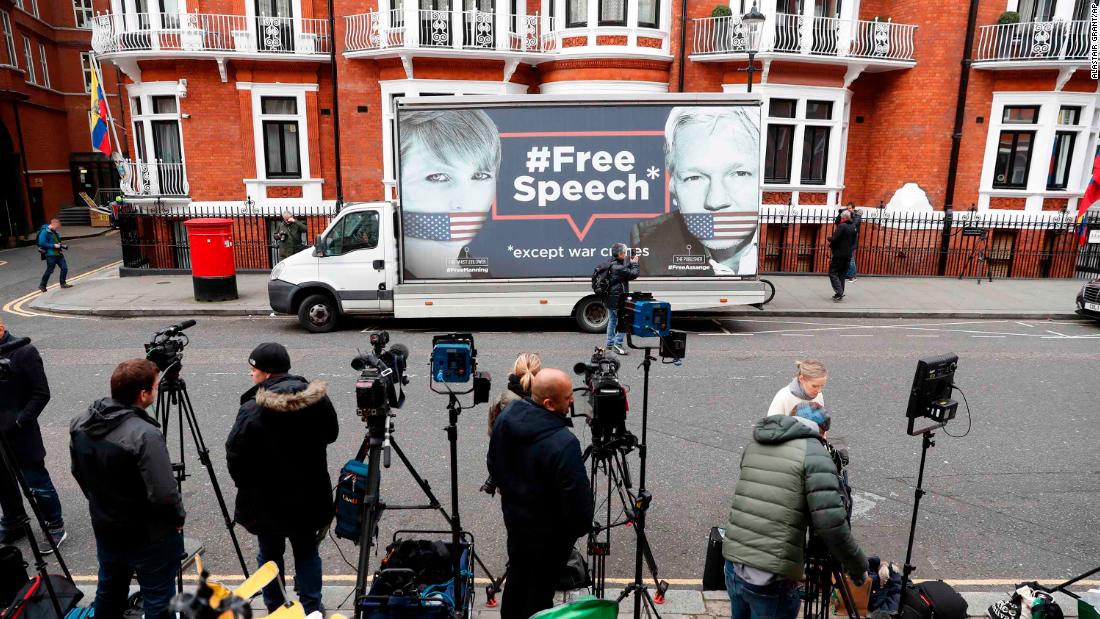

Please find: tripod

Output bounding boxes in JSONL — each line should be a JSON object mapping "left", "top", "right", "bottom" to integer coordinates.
{"left": 352, "top": 393, "right": 501, "bottom": 618}
{"left": 958, "top": 232, "right": 993, "bottom": 284}
{"left": 154, "top": 372, "right": 249, "bottom": 578}
{"left": 803, "top": 539, "right": 861, "bottom": 619}
{"left": 0, "top": 431, "right": 75, "bottom": 618}
{"left": 898, "top": 431, "right": 934, "bottom": 601}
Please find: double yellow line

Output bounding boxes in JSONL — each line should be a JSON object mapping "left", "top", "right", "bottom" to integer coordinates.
{"left": 2, "top": 260, "right": 122, "bottom": 318}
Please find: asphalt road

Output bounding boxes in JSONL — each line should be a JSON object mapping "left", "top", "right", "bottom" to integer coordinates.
{"left": 1, "top": 234, "right": 1098, "bottom": 585}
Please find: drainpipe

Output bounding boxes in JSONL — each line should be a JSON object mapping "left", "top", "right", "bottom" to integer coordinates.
{"left": 938, "top": 0, "right": 980, "bottom": 276}
{"left": 327, "top": 0, "right": 345, "bottom": 212}
{"left": 676, "top": 0, "right": 689, "bottom": 91}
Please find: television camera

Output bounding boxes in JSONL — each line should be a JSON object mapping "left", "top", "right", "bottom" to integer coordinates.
{"left": 573, "top": 348, "right": 631, "bottom": 448}
{"left": 144, "top": 319, "right": 196, "bottom": 381}
{"left": 351, "top": 331, "right": 409, "bottom": 418}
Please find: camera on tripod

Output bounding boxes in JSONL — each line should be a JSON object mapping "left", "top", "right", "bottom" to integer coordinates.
{"left": 352, "top": 331, "right": 409, "bottom": 418}
{"left": 430, "top": 333, "right": 490, "bottom": 404}
{"left": 144, "top": 319, "right": 196, "bottom": 379}
{"left": 573, "top": 348, "right": 630, "bottom": 445}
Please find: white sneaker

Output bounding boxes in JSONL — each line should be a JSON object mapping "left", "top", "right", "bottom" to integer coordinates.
{"left": 612, "top": 345, "right": 628, "bottom": 356}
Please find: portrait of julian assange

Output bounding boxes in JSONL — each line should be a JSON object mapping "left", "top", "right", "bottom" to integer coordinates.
{"left": 631, "top": 106, "right": 761, "bottom": 276}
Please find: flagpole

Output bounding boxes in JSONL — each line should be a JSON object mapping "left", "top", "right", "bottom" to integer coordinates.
{"left": 91, "top": 54, "right": 123, "bottom": 157}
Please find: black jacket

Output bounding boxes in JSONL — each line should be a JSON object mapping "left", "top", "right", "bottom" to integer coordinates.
{"left": 829, "top": 221, "right": 857, "bottom": 259}
{"left": 226, "top": 375, "right": 339, "bottom": 536}
{"left": 0, "top": 332, "right": 50, "bottom": 464}
{"left": 608, "top": 257, "right": 640, "bottom": 300}
{"left": 70, "top": 398, "right": 185, "bottom": 547}
{"left": 487, "top": 397, "right": 594, "bottom": 546}
{"left": 833, "top": 211, "right": 862, "bottom": 247}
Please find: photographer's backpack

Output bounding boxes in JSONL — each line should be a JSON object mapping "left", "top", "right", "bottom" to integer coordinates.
{"left": 334, "top": 459, "right": 371, "bottom": 541}
{"left": 591, "top": 261, "right": 613, "bottom": 296}
{"left": 901, "top": 580, "right": 968, "bottom": 619}
{"left": 2, "top": 574, "right": 82, "bottom": 619}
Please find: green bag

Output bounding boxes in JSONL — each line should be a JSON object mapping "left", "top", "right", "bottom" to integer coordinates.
{"left": 1079, "top": 599, "right": 1100, "bottom": 619}
{"left": 531, "top": 596, "right": 619, "bottom": 619}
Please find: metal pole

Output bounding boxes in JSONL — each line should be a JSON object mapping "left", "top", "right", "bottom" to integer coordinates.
{"left": 746, "top": 51, "right": 755, "bottom": 93}
{"left": 327, "top": 0, "right": 345, "bottom": 211}
{"left": 675, "top": 0, "right": 688, "bottom": 92}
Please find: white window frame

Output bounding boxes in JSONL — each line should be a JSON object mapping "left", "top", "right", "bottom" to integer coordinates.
{"left": 37, "top": 43, "right": 49, "bottom": 89}
{"left": 979, "top": 91, "right": 1099, "bottom": 212}
{"left": 22, "top": 36, "right": 35, "bottom": 84}
{"left": 13, "top": 0, "right": 24, "bottom": 11}
{"left": 73, "top": 0, "right": 94, "bottom": 28}
{"left": 80, "top": 52, "right": 93, "bottom": 92}
{"left": 1, "top": 12, "right": 16, "bottom": 69}
{"left": 379, "top": 78, "right": 527, "bottom": 200}
{"left": 29, "top": 0, "right": 38, "bottom": 18}
{"left": 236, "top": 82, "right": 323, "bottom": 202}
{"left": 127, "top": 82, "right": 188, "bottom": 193}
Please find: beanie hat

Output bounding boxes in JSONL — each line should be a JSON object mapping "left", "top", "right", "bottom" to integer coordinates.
{"left": 249, "top": 342, "right": 291, "bottom": 374}
{"left": 793, "top": 401, "right": 831, "bottom": 433}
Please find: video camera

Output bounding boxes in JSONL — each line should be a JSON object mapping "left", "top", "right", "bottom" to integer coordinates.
{"left": 352, "top": 331, "right": 409, "bottom": 418}
{"left": 145, "top": 320, "right": 196, "bottom": 380}
{"left": 430, "top": 333, "right": 490, "bottom": 404}
{"left": 0, "top": 336, "right": 31, "bottom": 382}
{"left": 573, "top": 347, "right": 631, "bottom": 446}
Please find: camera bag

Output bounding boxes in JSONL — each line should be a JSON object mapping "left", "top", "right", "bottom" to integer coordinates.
{"left": 334, "top": 459, "right": 371, "bottom": 541}
{"left": 2, "top": 574, "right": 82, "bottom": 619}
{"left": 557, "top": 548, "right": 590, "bottom": 591}
{"left": 901, "top": 580, "right": 968, "bottom": 619}
{"left": 0, "top": 546, "right": 28, "bottom": 608}
{"left": 702, "top": 527, "right": 725, "bottom": 591}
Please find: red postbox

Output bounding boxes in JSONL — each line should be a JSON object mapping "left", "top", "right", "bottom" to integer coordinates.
{"left": 184, "top": 218, "right": 238, "bottom": 302}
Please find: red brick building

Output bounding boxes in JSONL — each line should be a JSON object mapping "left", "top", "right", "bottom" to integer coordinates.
{"left": 0, "top": 0, "right": 121, "bottom": 242}
{"left": 31, "top": 0, "right": 1100, "bottom": 272}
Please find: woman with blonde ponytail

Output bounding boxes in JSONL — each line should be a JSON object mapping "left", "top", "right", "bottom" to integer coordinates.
{"left": 487, "top": 352, "right": 542, "bottom": 435}
{"left": 767, "top": 358, "right": 827, "bottom": 417}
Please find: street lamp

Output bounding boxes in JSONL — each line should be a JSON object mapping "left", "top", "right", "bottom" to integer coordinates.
{"left": 741, "top": 1, "right": 765, "bottom": 92}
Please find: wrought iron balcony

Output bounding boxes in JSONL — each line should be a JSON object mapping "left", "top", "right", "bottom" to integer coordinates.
{"left": 691, "top": 13, "right": 917, "bottom": 66}
{"left": 91, "top": 12, "right": 330, "bottom": 58}
{"left": 120, "top": 160, "right": 189, "bottom": 198}
{"left": 345, "top": 9, "right": 558, "bottom": 57}
{"left": 974, "top": 20, "right": 1092, "bottom": 67}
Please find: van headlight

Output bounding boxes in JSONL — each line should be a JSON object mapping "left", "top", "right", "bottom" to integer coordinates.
{"left": 271, "top": 262, "right": 285, "bottom": 281}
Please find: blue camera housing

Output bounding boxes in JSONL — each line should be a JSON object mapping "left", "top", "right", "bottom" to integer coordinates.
{"left": 630, "top": 299, "right": 671, "bottom": 338}
{"left": 432, "top": 343, "right": 474, "bottom": 383}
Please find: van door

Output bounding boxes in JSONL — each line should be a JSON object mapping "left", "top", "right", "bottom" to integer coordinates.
{"left": 320, "top": 208, "right": 387, "bottom": 312}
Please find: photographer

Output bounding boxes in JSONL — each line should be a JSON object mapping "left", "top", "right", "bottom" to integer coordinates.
{"left": 225, "top": 343, "right": 338, "bottom": 615}
{"left": 487, "top": 368, "right": 594, "bottom": 619}
{"left": 767, "top": 359, "right": 826, "bottom": 418}
{"left": 0, "top": 317, "right": 66, "bottom": 552}
{"left": 37, "top": 218, "right": 71, "bottom": 293}
{"left": 721, "top": 402, "right": 866, "bottom": 619}
{"left": 70, "top": 359, "right": 184, "bottom": 619}
{"left": 605, "top": 243, "right": 640, "bottom": 356}
{"left": 275, "top": 211, "right": 307, "bottom": 261}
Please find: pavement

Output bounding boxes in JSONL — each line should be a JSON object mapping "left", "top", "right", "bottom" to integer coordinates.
{"left": 24, "top": 269, "right": 1095, "bottom": 319}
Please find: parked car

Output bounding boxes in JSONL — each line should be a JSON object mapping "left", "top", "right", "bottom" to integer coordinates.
{"left": 1076, "top": 278, "right": 1100, "bottom": 320}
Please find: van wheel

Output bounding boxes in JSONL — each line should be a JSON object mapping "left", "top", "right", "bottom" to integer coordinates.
{"left": 574, "top": 297, "right": 609, "bottom": 333}
{"left": 298, "top": 294, "right": 339, "bottom": 333}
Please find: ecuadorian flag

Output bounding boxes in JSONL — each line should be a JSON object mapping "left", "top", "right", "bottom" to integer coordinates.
{"left": 1077, "top": 153, "right": 1099, "bottom": 246}
{"left": 89, "top": 59, "right": 112, "bottom": 156}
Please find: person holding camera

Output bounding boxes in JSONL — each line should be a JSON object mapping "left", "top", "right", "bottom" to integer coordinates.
{"left": 828, "top": 210, "right": 856, "bottom": 302}
{"left": 275, "top": 211, "right": 308, "bottom": 261}
{"left": 37, "top": 218, "right": 71, "bottom": 293}
{"left": 226, "top": 343, "right": 338, "bottom": 615}
{"left": 605, "top": 243, "right": 640, "bottom": 356}
{"left": 0, "top": 317, "right": 66, "bottom": 553}
{"left": 767, "top": 359, "right": 827, "bottom": 418}
{"left": 721, "top": 402, "right": 866, "bottom": 619}
{"left": 70, "top": 359, "right": 184, "bottom": 619}
{"left": 487, "top": 368, "right": 594, "bottom": 619}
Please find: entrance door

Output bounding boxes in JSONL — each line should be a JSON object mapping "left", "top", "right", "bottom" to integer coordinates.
{"left": 0, "top": 124, "right": 27, "bottom": 240}
{"left": 256, "top": 0, "right": 293, "bottom": 53}
{"left": 320, "top": 209, "right": 386, "bottom": 312}
{"left": 420, "top": 0, "right": 452, "bottom": 47}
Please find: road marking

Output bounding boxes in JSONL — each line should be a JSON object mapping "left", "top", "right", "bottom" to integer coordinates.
{"left": 972, "top": 335, "right": 1006, "bottom": 338}
{"left": 0, "top": 260, "right": 6, "bottom": 267}
{"left": 907, "top": 334, "right": 939, "bottom": 338}
{"left": 711, "top": 318, "right": 731, "bottom": 334}
{"left": 839, "top": 334, "right": 873, "bottom": 337}
{"left": 2, "top": 260, "right": 121, "bottom": 318}
{"left": 1016, "top": 321, "right": 1034, "bottom": 328}
{"left": 780, "top": 333, "right": 814, "bottom": 337}
{"left": 1045, "top": 329, "right": 1067, "bottom": 338}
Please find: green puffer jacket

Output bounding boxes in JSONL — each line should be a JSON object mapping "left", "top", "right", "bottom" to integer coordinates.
{"left": 722, "top": 415, "right": 866, "bottom": 582}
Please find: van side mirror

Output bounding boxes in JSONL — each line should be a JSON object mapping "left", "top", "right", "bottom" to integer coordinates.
{"left": 313, "top": 237, "right": 325, "bottom": 257}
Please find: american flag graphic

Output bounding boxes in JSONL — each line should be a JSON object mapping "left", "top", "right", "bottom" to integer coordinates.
{"left": 683, "top": 212, "right": 757, "bottom": 240}
{"left": 403, "top": 212, "right": 488, "bottom": 241}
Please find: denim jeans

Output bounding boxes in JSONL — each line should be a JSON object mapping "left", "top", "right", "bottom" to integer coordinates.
{"left": 0, "top": 460, "right": 64, "bottom": 531}
{"left": 725, "top": 560, "right": 801, "bottom": 619}
{"left": 605, "top": 295, "right": 624, "bottom": 347}
{"left": 256, "top": 529, "right": 323, "bottom": 614}
{"left": 39, "top": 255, "right": 68, "bottom": 288}
{"left": 846, "top": 256, "right": 857, "bottom": 280}
{"left": 94, "top": 532, "right": 183, "bottom": 619}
